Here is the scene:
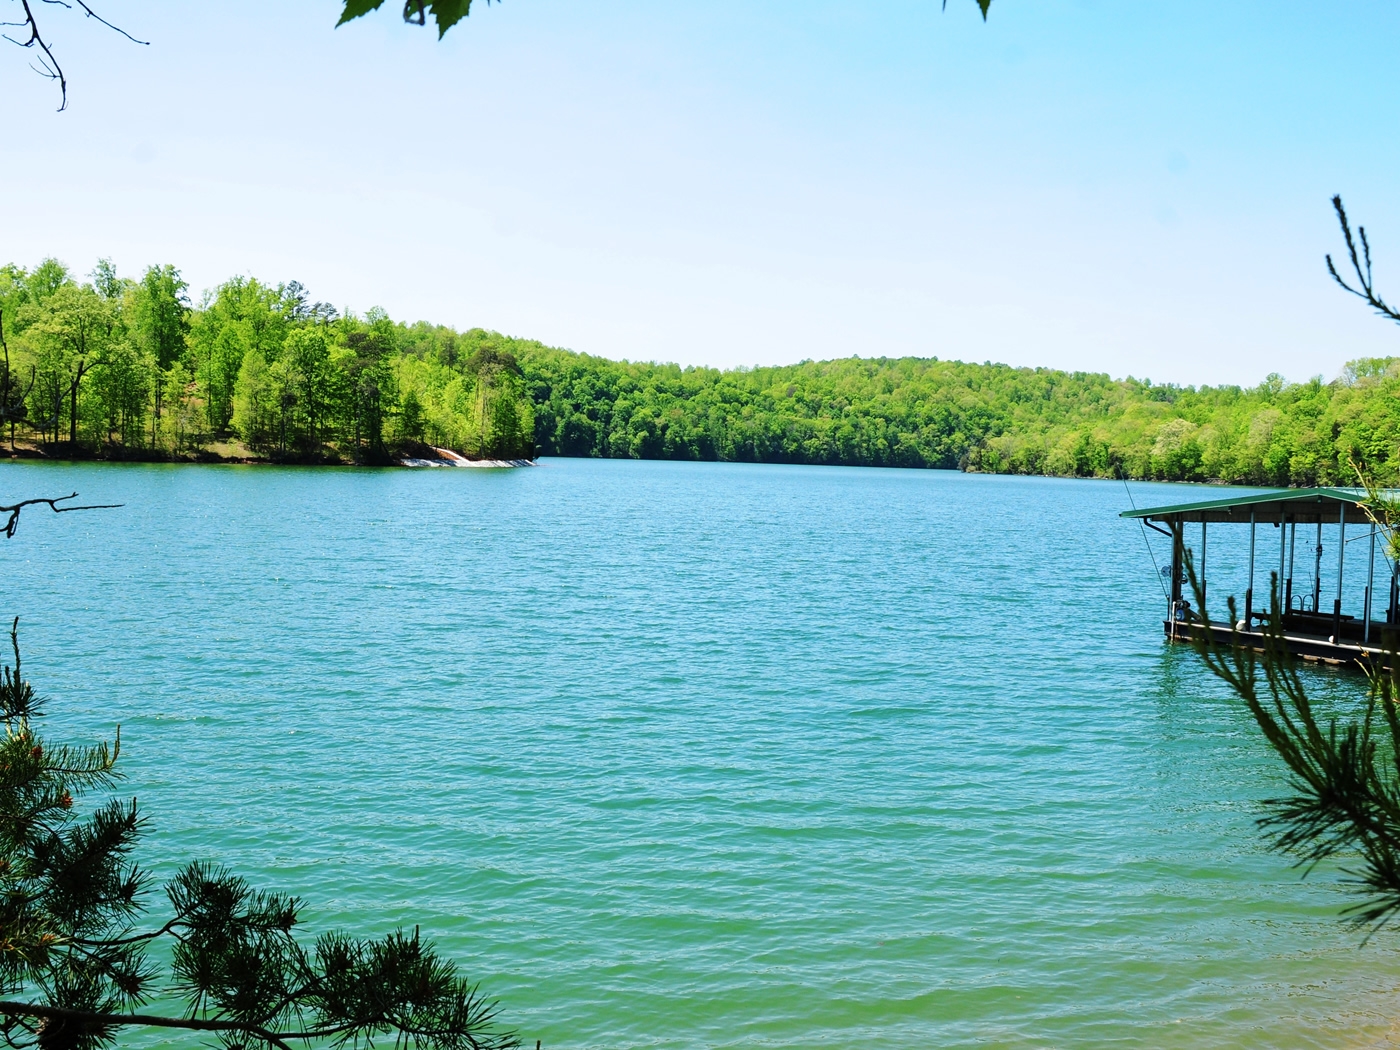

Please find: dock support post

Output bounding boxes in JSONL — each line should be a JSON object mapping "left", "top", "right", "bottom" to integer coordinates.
{"left": 1245, "top": 512, "right": 1255, "bottom": 629}
{"left": 1334, "top": 503, "right": 1346, "bottom": 642}
{"left": 1314, "top": 521, "right": 1323, "bottom": 612}
{"left": 1366, "top": 523, "right": 1377, "bottom": 645}
{"left": 1391, "top": 561, "right": 1399, "bottom": 626}
{"left": 1201, "top": 521, "right": 1208, "bottom": 616}
{"left": 1287, "top": 521, "right": 1296, "bottom": 612}
{"left": 1278, "top": 516, "right": 1288, "bottom": 621}
{"left": 1169, "top": 521, "right": 1183, "bottom": 638}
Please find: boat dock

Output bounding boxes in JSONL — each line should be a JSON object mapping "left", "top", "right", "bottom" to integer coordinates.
{"left": 1121, "top": 487, "right": 1397, "bottom": 668}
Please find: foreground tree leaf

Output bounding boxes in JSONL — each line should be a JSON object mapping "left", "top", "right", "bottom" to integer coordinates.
{"left": 338, "top": 0, "right": 992, "bottom": 37}
{"left": 337, "top": 0, "right": 481, "bottom": 38}
{"left": 942, "top": 0, "right": 993, "bottom": 20}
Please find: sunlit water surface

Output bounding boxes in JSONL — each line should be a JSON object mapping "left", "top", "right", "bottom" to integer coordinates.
{"left": 3, "top": 458, "right": 1398, "bottom": 1049}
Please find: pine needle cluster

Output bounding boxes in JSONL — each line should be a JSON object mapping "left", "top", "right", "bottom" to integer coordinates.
{"left": 1190, "top": 565, "right": 1400, "bottom": 933}
{"left": 0, "top": 619, "right": 519, "bottom": 1050}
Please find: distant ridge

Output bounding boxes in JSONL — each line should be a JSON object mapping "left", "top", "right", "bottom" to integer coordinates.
{"left": 514, "top": 341, "right": 1398, "bottom": 486}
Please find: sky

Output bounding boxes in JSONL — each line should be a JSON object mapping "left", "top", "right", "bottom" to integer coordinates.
{"left": 3, "top": 0, "right": 1399, "bottom": 386}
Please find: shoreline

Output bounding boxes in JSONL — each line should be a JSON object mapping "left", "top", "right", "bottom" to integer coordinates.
{"left": 0, "top": 442, "right": 536, "bottom": 470}
{"left": 0, "top": 446, "right": 1324, "bottom": 482}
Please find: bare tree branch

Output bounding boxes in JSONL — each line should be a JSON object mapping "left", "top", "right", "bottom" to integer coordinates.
{"left": 70, "top": 0, "right": 147, "bottom": 45}
{"left": 3, "top": 0, "right": 147, "bottom": 110}
{"left": 0, "top": 492, "right": 121, "bottom": 538}
{"left": 8, "top": 0, "right": 65, "bottom": 108}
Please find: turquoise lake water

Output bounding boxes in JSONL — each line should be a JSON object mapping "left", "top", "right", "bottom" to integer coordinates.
{"left": 3, "top": 458, "right": 1399, "bottom": 1049}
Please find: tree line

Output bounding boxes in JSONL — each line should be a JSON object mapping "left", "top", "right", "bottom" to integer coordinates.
{"left": 0, "top": 259, "right": 536, "bottom": 464}
{"left": 8, "top": 254, "right": 1399, "bottom": 484}
{"left": 521, "top": 345, "right": 1400, "bottom": 485}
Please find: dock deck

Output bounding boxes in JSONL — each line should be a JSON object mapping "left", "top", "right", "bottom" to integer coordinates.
{"left": 1163, "top": 617, "right": 1396, "bottom": 669}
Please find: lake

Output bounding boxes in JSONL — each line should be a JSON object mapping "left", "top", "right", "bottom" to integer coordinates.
{"left": 2, "top": 457, "right": 1397, "bottom": 1049}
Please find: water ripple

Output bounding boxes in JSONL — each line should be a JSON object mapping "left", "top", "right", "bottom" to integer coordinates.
{"left": 2, "top": 459, "right": 1398, "bottom": 1048}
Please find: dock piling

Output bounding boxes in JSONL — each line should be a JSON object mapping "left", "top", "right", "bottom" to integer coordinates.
{"left": 1367, "top": 524, "right": 1377, "bottom": 644}
{"left": 1313, "top": 521, "right": 1323, "bottom": 613}
{"left": 1201, "top": 521, "right": 1208, "bottom": 616}
{"left": 1245, "top": 512, "right": 1256, "bottom": 629}
{"left": 1287, "top": 521, "right": 1296, "bottom": 611}
{"left": 1333, "top": 502, "right": 1346, "bottom": 642}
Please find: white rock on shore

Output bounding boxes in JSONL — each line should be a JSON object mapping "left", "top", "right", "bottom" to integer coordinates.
{"left": 397, "top": 446, "right": 536, "bottom": 469}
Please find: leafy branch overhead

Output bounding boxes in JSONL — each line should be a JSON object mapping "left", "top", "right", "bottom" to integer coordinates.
{"left": 337, "top": 0, "right": 484, "bottom": 39}
{"left": 12, "top": 0, "right": 995, "bottom": 109}
{"left": 942, "top": 0, "right": 993, "bottom": 19}
{"left": 338, "top": 0, "right": 993, "bottom": 36}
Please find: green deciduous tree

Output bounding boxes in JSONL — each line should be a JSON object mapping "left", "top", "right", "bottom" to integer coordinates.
{"left": 25, "top": 261, "right": 70, "bottom": 308}
{"left": 126, "top": 265, "right": 190, "bottom": 442}
{"left": 0, "top": 312, "right": 33, "bottom": 452}
{"left": 189, "top": 277, "right": 291, "bottom": 437}
{"left": 88, "top": 340, "right": 149, "bottom": 448}
{"left": 281, "top": 327, "right": 335, "bottom": 457}
{"left": 339, "top": 310, "right": 399, "bottom": 462}
{"left": 130, "top": 265, "right": 189, "bottom": 373}
{"left": 20, "top": 284, "right": 113, "bottom": 448}
{"left": 464, "top": 347, "right": 532, "bottom": 460}
{"left": 231, "top": 347, "right": 273, "bottom": 451}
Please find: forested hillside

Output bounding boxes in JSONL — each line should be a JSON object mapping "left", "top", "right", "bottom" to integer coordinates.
{"left": 0, "top": 259, "right": 536, "bottom": 463}
{"left": 520, "top": 346, "right": 1400, "bottom": 486}
{"left": 3, "top": 255, "right": 1396, "bottom": 483}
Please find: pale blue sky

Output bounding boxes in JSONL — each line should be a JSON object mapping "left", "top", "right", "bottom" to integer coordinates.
{"left": 4, "top": 0, "right": 1398, "bottom": 385}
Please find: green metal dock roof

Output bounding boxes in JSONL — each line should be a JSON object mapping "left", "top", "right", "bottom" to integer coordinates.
{"left": 1121, "top": 487, "right": 1374, "bottom": 525}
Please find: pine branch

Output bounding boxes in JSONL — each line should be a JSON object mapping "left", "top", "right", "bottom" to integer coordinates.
{"left": 1326, "top": 195, "right": 1400, "bottom": 325}
{"left": 1, "top": 625, "right": 524, "bottom": 1050}
{"left": 0, "top": 1001, "right": 298, "bottom": 1050}
{"left": 1187, "top": 556, "right": 1400, "bottom": 932}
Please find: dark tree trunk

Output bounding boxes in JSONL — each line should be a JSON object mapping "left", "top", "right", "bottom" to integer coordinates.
{"left": 67, "top": 360, "right": 91, "bottom": 447}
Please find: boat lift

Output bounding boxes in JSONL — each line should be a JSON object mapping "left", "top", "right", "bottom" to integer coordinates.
{"left": 1121, "top": 487, "right": 1398, "bottom": 667}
